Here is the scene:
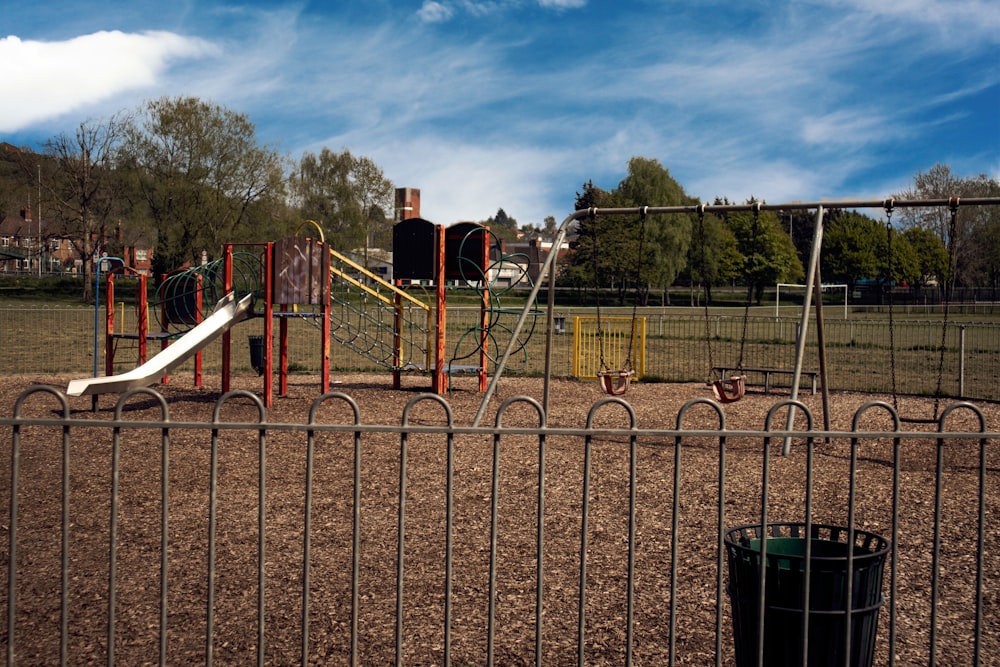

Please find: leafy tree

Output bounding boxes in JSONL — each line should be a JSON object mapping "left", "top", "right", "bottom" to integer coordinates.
{"left": 893, "top": 163, "right": 1000, "bottom": 290}
{"left": 121, "top": 96, "right": 287, "bottom": 278}
{"left": 563, "top": 181, "right": 633, "bottom": 303}
{"left": 687, "top": 210, "right": 741, "bottom": 304}
{"left": 615, "top": 157, "right": 696, "bottom": 303}
{"left": 821, "top": 211, "right": 882, "bottom": 292}
{"left": 351, "top": 155, "right": 395, "bottom": 263}
{"left": 291, "top": 149, "right": 394, "bottom": 262}
{"left": 482, "top": 208, "right": 519, "bottom": 243}
{"left": 723, "top": 200, "right": 804, "bottom": 304}
{"left": 901, "top": 226, "right": 948, "bottom": 289}
{"left": 542, "top": 215, "right": 558, "bottom": 240}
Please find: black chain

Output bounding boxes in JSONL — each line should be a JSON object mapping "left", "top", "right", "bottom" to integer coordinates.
{"left": 697, "top": 206, "right": 717, "bottom": 380}
{"left": 931, "top": 198, "right": 959, "bottom": 418}
{"left": 737, "top": 203, "right": 760, "bottom": 370}
{"left": 885, "top": 199, "right": 898, "bottom": 410}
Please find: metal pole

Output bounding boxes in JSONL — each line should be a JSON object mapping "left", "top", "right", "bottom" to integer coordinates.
{"left": 783, "top": 207, "right": 824, "bottom": 455}
{"left": 959, "top": 325, "right": 966, "bottom": 397}
{"left": 812, "top": 263, "right": 832, "bottom": 439}
{"left": 474, "top": 211, "right": 581, "bottom": 426}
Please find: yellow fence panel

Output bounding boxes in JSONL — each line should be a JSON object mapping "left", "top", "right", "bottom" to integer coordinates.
{"left": 573, "top": 316, "right": 646, "bottom": 379}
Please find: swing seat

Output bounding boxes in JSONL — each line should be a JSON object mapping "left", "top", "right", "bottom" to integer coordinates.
{"left": 598, "top": 369, "right": 635, "bottom": 396}
{"left": 712, "top": 375, "right": 746, "bottom": 403}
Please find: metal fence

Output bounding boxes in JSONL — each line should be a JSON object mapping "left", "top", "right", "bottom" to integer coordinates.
{"left": 3, "top": 305, "right": 997, "bottom": 402}
{"left": 1, "top": 385, "right": 995, "bottom": 665}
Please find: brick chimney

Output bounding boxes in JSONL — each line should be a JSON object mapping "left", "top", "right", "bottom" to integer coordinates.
{"left": 394, "top": 188, "right": 420, "bottom": 222}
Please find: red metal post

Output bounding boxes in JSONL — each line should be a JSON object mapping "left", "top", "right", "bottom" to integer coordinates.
{"left": 479, "top": 227, "right": 489, "bottom": 392}
{"left": 222, "top": 245, "right": 234, "bottom": 394}
{"left": 263, "top": 242, "right": 274, "bottom": 407}
{"left": 434, "top": 224, "right": 447, "bottom": 394}
{"left": 321, "top": 240, "right": 331, "bottom": 394}
{"left": 105, "top": 273, "right": 115, "bottom": 377}
{"left": 279, "top": 303, "right": 289, "bottom": 397}
{"left": 137, "top": 273, "right": 148, "bottom": 364}
{"left": 194, "top": 274, "right": 203, "bottom": 387}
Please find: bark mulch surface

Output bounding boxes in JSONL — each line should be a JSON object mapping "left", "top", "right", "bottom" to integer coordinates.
{"left": 2, "top": 372, "right": 997, "bottom": 665}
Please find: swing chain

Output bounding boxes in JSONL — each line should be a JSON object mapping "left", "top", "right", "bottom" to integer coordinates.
{"left": 931, "top": 198, "right": 960, "bottom": 418}
{"left": 589, "top": 210, "right": 610, "bottom": 373}
{"left": 737, "top": 202, "right": 761, "bottom": 371}
{"left": 697, "top": 206, "right": 718, "bottom": 381}
{"left": 885, "top": 199, "right": 898, "bottom": 410}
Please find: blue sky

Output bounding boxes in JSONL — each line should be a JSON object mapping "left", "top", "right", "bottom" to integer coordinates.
{"left": 2, "top": 0, "right": 998, "bottom": 226}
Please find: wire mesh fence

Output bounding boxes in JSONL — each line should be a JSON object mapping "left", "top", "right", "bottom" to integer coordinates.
{"left": 1, "top": 305, "right": 998, "bottom": 401}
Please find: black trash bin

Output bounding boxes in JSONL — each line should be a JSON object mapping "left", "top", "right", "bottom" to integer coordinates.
{"left": 724, "top": 522, "right": 890, "bottom": 667}
{"left": 248, "top": 335, "right": 266, "bottom": 376}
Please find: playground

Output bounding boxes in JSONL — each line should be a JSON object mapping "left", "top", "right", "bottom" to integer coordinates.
{"left": 3, "top": 197, "right": 1000, "bottom": 665}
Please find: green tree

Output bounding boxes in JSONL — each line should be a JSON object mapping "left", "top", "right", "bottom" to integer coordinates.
{"left": 291, "top": 149, "right": 394, "bottom": 261}
{"left": 615, "top": 157, "right": 696, "bottom": 303}
{"left": 893, "top": 164, "right": 1000, "bottom": 290}
{"left": 121, "top": 96, "right": 287, "bottom": 277}
{"left": 687, "top": 210, "right": 741, "bottom": 304}
{"left": 821, "top": 211, "right": 882, "bottom": 292}
{"left": 724, "top": 200, "right": 804, "bottom": 304}
{"left": 351, "top": 155, "right": 395, "bottom": 264}
{"left": 563, "top": 181, "right": 631, "bottom": 303}
{"left": 901, "top": 226, "right": 948, "bottom": 289}
{"left": 483, "top": 208, "right": 519, "bottom": 243}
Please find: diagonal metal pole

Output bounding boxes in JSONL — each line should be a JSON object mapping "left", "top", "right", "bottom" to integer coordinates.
{"left": 473, "top": 211, "right": 582, "bottom": 426}
{"left": 783, "top": 206, "right": 825, "bottom": 455}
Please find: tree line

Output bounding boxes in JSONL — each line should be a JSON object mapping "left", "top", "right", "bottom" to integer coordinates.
{"left": 559, "top": 158, "right": 1000, "bottom": 305}
{"left": 1, "top": 96, "right": 997, "bottom": 304}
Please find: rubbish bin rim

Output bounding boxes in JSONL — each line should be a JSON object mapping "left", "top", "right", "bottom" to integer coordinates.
{"left": 724, "top": 522, "right": 891, "bottom": 559}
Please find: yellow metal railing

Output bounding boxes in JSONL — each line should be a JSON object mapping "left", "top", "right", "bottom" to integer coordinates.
{"left": 573, "top": 316, "right": 646, "bottom": 379}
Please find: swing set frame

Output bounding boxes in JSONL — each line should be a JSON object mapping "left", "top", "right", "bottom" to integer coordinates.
{"left": 472, "top": 196, "right": 1000, "bottom": 429}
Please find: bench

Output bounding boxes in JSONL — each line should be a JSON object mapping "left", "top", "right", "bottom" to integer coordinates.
{"left": 711, "top": 367, "right": 818, "bottom": 395}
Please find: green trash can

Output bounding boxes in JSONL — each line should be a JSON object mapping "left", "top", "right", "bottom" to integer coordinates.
{"left": 248, "top": 335, "right": 266, "bottom": 376}
{"left": 724, "top": 523, "right": 890, "bottom": 667}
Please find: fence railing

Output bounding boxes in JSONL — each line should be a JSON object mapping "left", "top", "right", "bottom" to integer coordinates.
{"left": 1, "top": 386, "right": 994, "bottom": 665}
{"left": 2, "top": 306, "right": 998, "bottom": 401}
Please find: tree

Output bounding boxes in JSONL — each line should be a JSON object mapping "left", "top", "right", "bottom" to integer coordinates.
{"left": 290, "top": 149, "right": 395, "bottom": 262}
{"left": 615, "top": 157, "right": 696, "bottom": 303}
{"left": 893, "top": 164, "right": 1000, "bottom": 290}
{"left": 821, "top": 211, "right": 882, "bottom": 292}
{"left": 542, "top": 215, "right": 557, "bottom": 240}
{"left": 350, "top": 155, "right": 395, "bottom": 264}
{"left": 901, "top": 226, "right": 948, "bottom": 290}
{"left": 41, "top": 115, "right": 129, "bottom": 301}
{"left": 121, "top": 96, "right": 287, "bottom": 278}
{"left": 563, "top": 181, "right": 632, "bottom": 303}
{"left": 483, "top": 208, "right": 519, "bottom": 243}
{"left": 724, "top": 200, "right": 804, "bottom": 304}
{"left": 687, "top": 210, "right": 741, "bottom": 304}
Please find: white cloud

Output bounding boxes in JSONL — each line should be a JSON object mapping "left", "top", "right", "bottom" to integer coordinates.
{"left": 417, "top": 2, "right": 455, "bottom": 23}
{"left": 0, "top": 31, "right": 214, "bottom": 132}
{"left": 361, "top": 136, "right": 570, "bottom": 225}
{"left": 538, "top": 0, "right": 587, "bottom": 8}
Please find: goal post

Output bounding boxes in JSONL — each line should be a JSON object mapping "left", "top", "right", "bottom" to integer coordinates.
{"left": 775, "top": 283, "right": 848, "bottom": 318}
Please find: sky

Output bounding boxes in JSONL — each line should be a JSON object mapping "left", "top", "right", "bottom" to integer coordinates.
{"left": 1, "top": 0, "right": 998, "bottom": 226}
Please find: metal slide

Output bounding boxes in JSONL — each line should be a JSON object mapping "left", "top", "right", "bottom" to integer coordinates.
{"left": 67, "top": 292, "right": 255, "bottom": 397}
